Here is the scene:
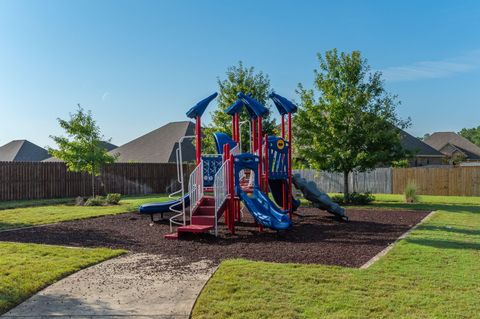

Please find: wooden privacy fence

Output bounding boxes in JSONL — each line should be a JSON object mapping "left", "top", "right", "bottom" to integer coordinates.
{"left": 293, "top": 168, "right": 392, "bottom": 194}
{"left": 295, "top": 166, "right": 480, "bottom": 196}
{"left": 0, "top": 162, "right": 195, "bottom": 201}
{"left": 392, "top": 166, "right": 480, "bottom": 196}
{"left": 2, "top": 163, "right": 480, "bottom": 201}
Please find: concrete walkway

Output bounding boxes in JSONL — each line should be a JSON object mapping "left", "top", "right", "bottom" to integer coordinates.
{"left": 2, "top": 253, "right": 216, "bottom": 318}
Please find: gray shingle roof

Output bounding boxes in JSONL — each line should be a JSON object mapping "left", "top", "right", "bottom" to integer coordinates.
{"left": 0, "top": 140, "right": 50, "bottom": 162}
{"left": 425, "top": 132, "right": 480, "bottom": 160}
{"left": 399, "top": 130, "right": 444, "bottom": 157}
{"left": 111, "top": 121, "right": 196, "bottom": 163}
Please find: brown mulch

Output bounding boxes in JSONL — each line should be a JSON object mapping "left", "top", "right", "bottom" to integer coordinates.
{"left": 0, "top": 208, "right": 429, "bottom": 268}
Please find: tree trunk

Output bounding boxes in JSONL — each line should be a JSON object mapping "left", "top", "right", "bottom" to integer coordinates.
{"left": 343, "top": 171, "right": 349, "bottom": 202}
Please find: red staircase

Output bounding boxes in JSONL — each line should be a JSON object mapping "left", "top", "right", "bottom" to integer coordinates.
{"left": 165, "top": 196, "right": 222, "bottom": 239}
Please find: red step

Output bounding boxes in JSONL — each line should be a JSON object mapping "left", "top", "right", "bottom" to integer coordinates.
{"left": 201, "top": 196, "right": 215, "bottom": 206}
{"left": 194, "top": 206, "right": 215, "bottom": 216}
{"left": 191, "top": 215, "right": 216, "bottom": 226}
{"left": 178, "top": 224, "right": 213, "bottom": 233}
{"left": 164, "top": 232, "right": 179, "bottom": 240}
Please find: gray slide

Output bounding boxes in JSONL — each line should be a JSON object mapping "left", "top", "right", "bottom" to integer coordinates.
{"left": 292, "top": 174, "right": 348, "bottom": 221}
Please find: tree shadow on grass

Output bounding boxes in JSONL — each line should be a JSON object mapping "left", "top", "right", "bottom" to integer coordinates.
{"left": 416, "top": 225, "right": 480, "bottom": 236}
{"left": 366, "top": 202, "right": 480, "bottom": 213}
{"left": 404, "top": 238, "right": 480, "bottom": 250}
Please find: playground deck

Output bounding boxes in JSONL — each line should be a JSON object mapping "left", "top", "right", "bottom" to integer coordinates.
{"left": 0, "top": 207, "right": 428, "bottom": 268}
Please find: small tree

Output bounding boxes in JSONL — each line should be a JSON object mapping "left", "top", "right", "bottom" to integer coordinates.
{"left": 203, "top": 61, "right": 277, "bottom": 154}
{"left": 48, "top": 105, "right": 117, "bottom": 197}
{"left": 459, "top": 126, "right": 480, "bottom": 147}
{"left": 295, "top": 49, "right": 410, "bottom": 201}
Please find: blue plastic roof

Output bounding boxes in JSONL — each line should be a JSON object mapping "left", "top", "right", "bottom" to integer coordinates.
{"left": 269, "top": 92, "right": 298, "bottom": 115}
{"left": 186, "top": 92, "right": 218, "bottom": 119}
{"left": 237, "top": 93, "right": 269, "bottom": 118}
{"left": 225, "top": 99, "right": 245, "bottom": 115}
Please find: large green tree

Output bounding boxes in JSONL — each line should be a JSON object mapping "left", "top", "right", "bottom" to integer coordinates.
{"left": 295, "top": 49, "right": 410, "bottom": 200}
{"left": 48, "top": 105, "right": 117, "bottom": 197}
{"left": 459, "top": 126, "right": 480, "bottom": 146}
{"left": 203, "top": 62, "right": 277, "bottom": 154}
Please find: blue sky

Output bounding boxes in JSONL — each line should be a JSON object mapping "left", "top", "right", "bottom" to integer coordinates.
{"left": 1, "top": 0, "right": 479, "bottom": 148}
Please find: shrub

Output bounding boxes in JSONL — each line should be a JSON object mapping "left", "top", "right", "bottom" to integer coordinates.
{"left": 404, "top": 182, "right": 418, "bottom": 203}
{"left": 332, "top": 192, "right": 374, "bottom": 205}
{"left": 106, "top": 193, "right": 122, "bottom": 205}
{"left": 85, "top": 196, "right": 105, "bottom": 206}
{"left": 331, "top": 194, "right": 344, "bottom": 204}
{"left": 392, "top": 159, "right": 409, "bottom": 168}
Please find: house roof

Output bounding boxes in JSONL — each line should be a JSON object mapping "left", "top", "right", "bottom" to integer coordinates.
{"left": 111, "top": 121, "right": 196, "bottom": 163}
{"left": 399, "top": 130, "right": 444, "bottom": 157}
{"left": 43, "top": 141, "right": 118, "bottom": 162}
{"left": 0, "top": 140, "right": 50, "bottom": 162}
{"left": 425, "top": 132, "right": 480, "bottom": 160}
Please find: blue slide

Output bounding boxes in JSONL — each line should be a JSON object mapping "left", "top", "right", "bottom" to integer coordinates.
{"left": 238, "top": 188, "right": 292, "bottom": 230}
{"left": 139, "top": 194, "right": 190, "bottom": 221}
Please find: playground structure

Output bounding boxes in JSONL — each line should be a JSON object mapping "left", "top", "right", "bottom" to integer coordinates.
{"left": 139, "top": 92, "right": 347, "bottom": 239}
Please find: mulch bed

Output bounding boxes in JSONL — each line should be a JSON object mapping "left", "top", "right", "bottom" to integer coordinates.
{"left": 0, "top": 207, "right": 429, "bottom": 268}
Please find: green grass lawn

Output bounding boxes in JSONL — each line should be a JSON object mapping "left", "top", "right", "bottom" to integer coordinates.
{"left": 193, "top": 198, "right": 480, "bottom": 318}
{"left": 0, "top": 194, "right": 170, "bottom": 230}
{"left": 0, "top": 242, "right": 124, "bottom": 314}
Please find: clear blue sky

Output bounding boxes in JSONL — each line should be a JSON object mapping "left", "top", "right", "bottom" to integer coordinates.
{"left": 1, "top": 0, "right": 479, "bottom": 148}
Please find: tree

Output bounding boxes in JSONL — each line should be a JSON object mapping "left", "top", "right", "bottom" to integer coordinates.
{"left": 295, "top": 49, "right": 410, "bottom": 201}
{"left": 202, "top": 62, "right": 277, "bottom": 154}
{"left": 48, "top": 105, "right": 117, "bottom": 197}
{"left": 459, "top": 126, "right": 480, "bottom": 146}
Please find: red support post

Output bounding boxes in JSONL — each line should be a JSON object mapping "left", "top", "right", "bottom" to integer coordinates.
{"left": 264, "top": 134, "right": 269, "bottom": 193}
{"left": 281, "top": 115, "right": 285, "bottom": 139}
{"left": 288, "top": 112, "right": 293, "bottom": 219}
{"left": 195, "top": 116, "right": 201, "bottom": 165}
{"left": 231, "top": 116, "right": 236, "bottom": 142}
{"left": 235, "top": 113, "right": 240, "bottom": 142}
{"left": 252, "top": 118, "right": 257, "bottom": 153}
{"left": 257, "top": 116, "right": 263, "bottom": 189}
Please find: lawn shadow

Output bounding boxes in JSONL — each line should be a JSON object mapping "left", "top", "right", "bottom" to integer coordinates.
{"left": 404, "top": 238, "right": 480, "bottom": 250}
{"left": 416, "top": 225, "right": 480, "bottom": 236}
{"left": 366, "top": 202, "right": 480, "bottom": 213}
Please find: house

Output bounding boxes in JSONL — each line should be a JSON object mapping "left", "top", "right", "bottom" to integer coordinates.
{"left": 399, "top": 130, "right": 446, "bottom": 167}
{"left": 43, "top": 141, "right": 118, "bottom": 162}
{"left": 424, "top": 132, "right": 480, "bottom": 163}
{"left": 0, "top": 140, "right": 50, "bottom": 162}
{"left": 111, "top": 121, "right": 196, "bottom": 163}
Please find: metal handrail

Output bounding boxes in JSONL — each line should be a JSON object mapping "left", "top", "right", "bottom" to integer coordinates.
{"left": 168, "top": 135, "right": 195, "bottom": 232}
{"left": 188, "top": 161, "right": 204, "bottom": 223}
{"left": 213, "top": 159, "right": 230, "bottom": 236}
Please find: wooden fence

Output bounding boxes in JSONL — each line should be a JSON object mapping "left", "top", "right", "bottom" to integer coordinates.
{"left": 2, "top": 163, "right": 480, "bottom": 201}
{"left": 293, "top": 168, "right": 392, "bottom": 194}
{"left": 392, "top": 166, "right": 480, "bottom": 196}
{"left": 295, "top": 166, "right": 480, "bottom": 196}
{"left": 0, "top": 162, "right": 195, "bottom": 201}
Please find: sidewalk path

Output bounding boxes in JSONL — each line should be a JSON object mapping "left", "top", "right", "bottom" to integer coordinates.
{"left": 2, "top": 253, "right": 216, "bottom": 318}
